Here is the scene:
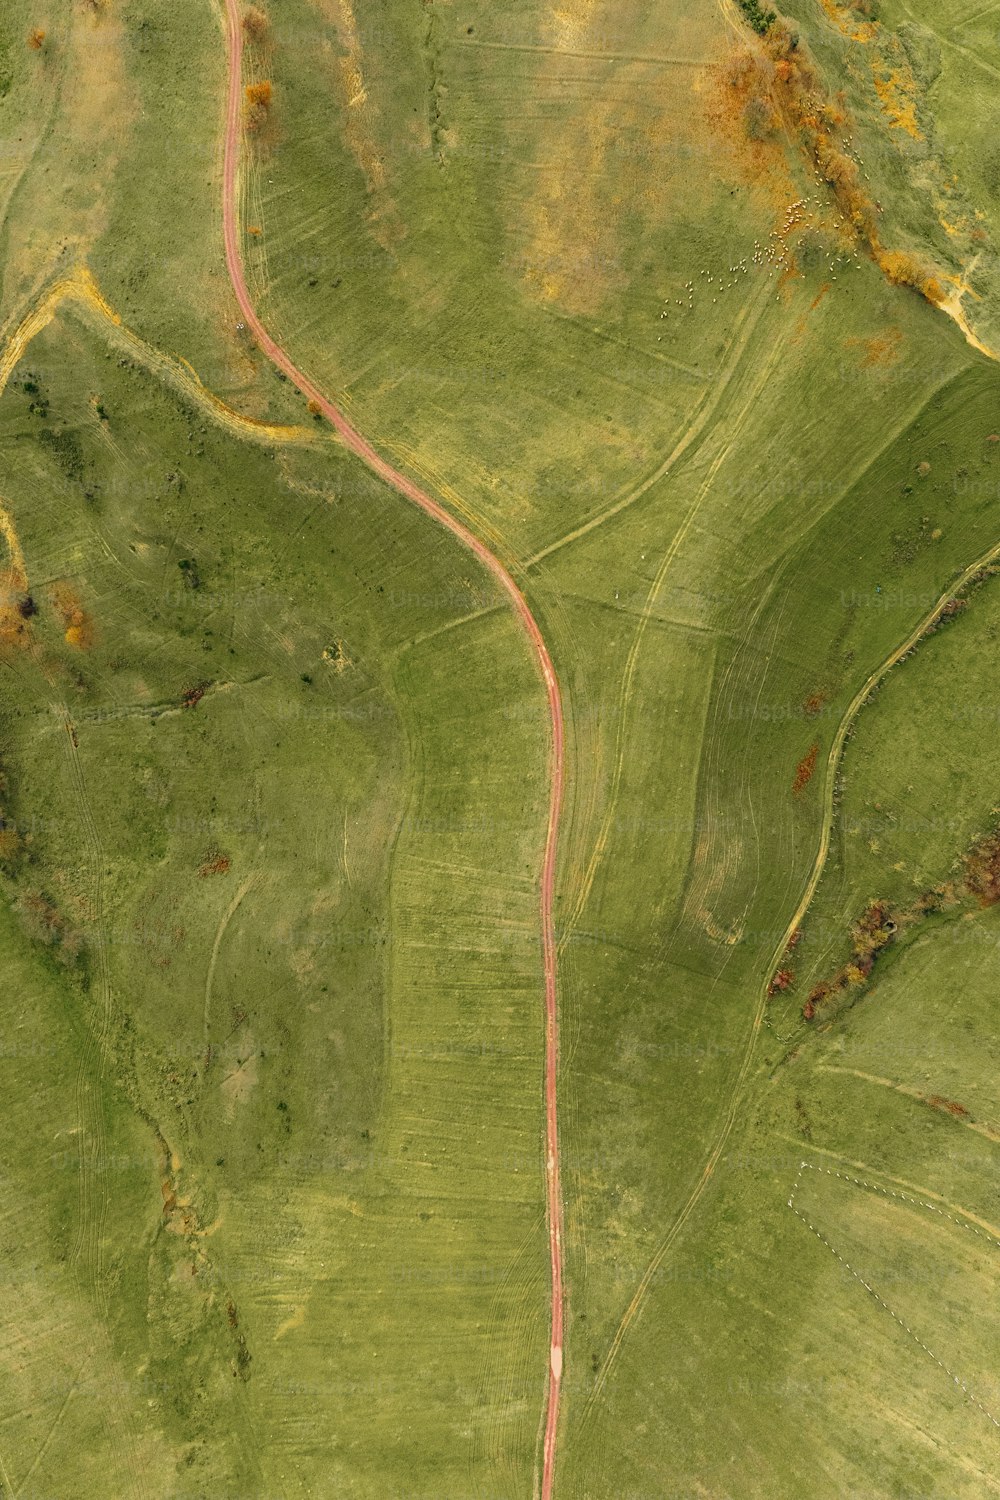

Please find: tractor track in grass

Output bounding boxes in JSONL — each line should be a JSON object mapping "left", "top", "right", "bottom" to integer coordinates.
{"left": 582, "top": 527, "right": 1000, "bottom": 1425}
{"left": 220, "top": 3, "right": 566, "bottom": 1494}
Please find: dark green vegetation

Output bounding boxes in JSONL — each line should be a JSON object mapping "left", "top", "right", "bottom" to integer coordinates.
{"left": 738, "top": 0, "right": 778, "bottom": 35}
{"left": 0, "top": 0, "right": 998, "bottom": 1495}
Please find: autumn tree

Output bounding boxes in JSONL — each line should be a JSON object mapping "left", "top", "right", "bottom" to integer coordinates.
{"left": 877, "top": 249, "right": 945, "bottom": 306}
{"left": 245, "top": 79, "right": 274, "bottom": 132}
{"left": 28, "top": 28, "right": 46, "bottom": 50}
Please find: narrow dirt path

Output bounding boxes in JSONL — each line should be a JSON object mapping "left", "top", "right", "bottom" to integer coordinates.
{"left": 220, "top": 4, "right": 566, "bottom": 1494}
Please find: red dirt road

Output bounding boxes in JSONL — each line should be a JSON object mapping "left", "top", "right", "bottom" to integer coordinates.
{"left": 221, "top": 5, "right": 565, "bottom": 1493}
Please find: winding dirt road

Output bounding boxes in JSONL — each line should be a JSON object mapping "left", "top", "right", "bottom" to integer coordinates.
{"left": 220, "top": 4, "right": 565, "bottom": 1493}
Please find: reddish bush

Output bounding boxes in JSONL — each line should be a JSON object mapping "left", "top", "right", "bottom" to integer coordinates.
{"left": 851, "top": 900, "right": 896, "bottom": 960}
{"left": 964, "top": 831, "right": 1000, "bottom": 907}
{"left": 793, "top": 742, "right": 819, "bottom": 795}
{"left": 927, "top": 1095, "right": 970, "bottom": 1118}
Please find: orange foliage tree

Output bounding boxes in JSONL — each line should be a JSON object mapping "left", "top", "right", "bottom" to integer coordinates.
{"left": 757, "top": 11, "right": 947, "bottom": 309}
{"left": 245, "top": 80, "right": 273, "bottom": 132}
{"left": 877, "top": 249, "right": 945, "bottom": 305}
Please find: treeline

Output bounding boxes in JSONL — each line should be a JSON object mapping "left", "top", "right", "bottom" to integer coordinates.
{"left": 732, "top": 8, "right": 945, "bottom": 306}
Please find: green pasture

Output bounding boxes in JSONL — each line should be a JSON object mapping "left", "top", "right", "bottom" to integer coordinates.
{"left": 766, "top": 550, "right": 1000, "bottom": 1036}
{"left": 0, "top": 307, "right": 549, "bottom": 1496}
{"left": 0, "top": 0, "right": 998, "bottom": 1494}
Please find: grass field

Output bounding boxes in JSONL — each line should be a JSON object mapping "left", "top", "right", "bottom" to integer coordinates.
{"left": 0, "top": 304, "right": 551, "bottom": 1494}
{"left": 0, "top": 0, "right": 998, "bottom": 1494}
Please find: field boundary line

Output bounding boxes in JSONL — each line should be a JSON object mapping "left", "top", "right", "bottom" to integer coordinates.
{"left": 397, "top": 600, "right": 505, "bottom": 656}
{"left": 202, "top": 873, "right": 260, "bottom": 1075}
{"left": 456, "top": 38, "right": 711, "bottom": 67}
{"left": 777, "top": 1138, "right": 1000, "bottom": 1239}
{"left": 789, "top": 1159, "right": 1000, "bottom": 1250}
{"left": 815, "top": 1064, "right": 1000, "bottom": 1144}
{"left": 559, "top": 285, "right": 784, "bottom": 948}
{"left": 524, "top": 275, "right": 772, "bottom": 569}
{"left": 787, "top": 1160, "right": 1000, "bottom": 1428}
{"left": 950, "top": 0, "right": 1000, "bottom": 33}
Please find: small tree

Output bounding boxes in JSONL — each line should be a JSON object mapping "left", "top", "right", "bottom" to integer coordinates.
{"left": 245, "top": 80, "right": 273, "bottom": 132}
{"left": 28, "top": 28, "right": 46, "bottom": 50}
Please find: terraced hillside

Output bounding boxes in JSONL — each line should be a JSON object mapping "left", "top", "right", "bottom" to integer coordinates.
{"left": 0, "top": 0, "right": 996, "bottom": 1496}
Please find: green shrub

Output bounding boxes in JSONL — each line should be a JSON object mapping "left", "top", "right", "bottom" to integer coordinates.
{"left": 738, "top": 0, "right": 777, "bottom": 34}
